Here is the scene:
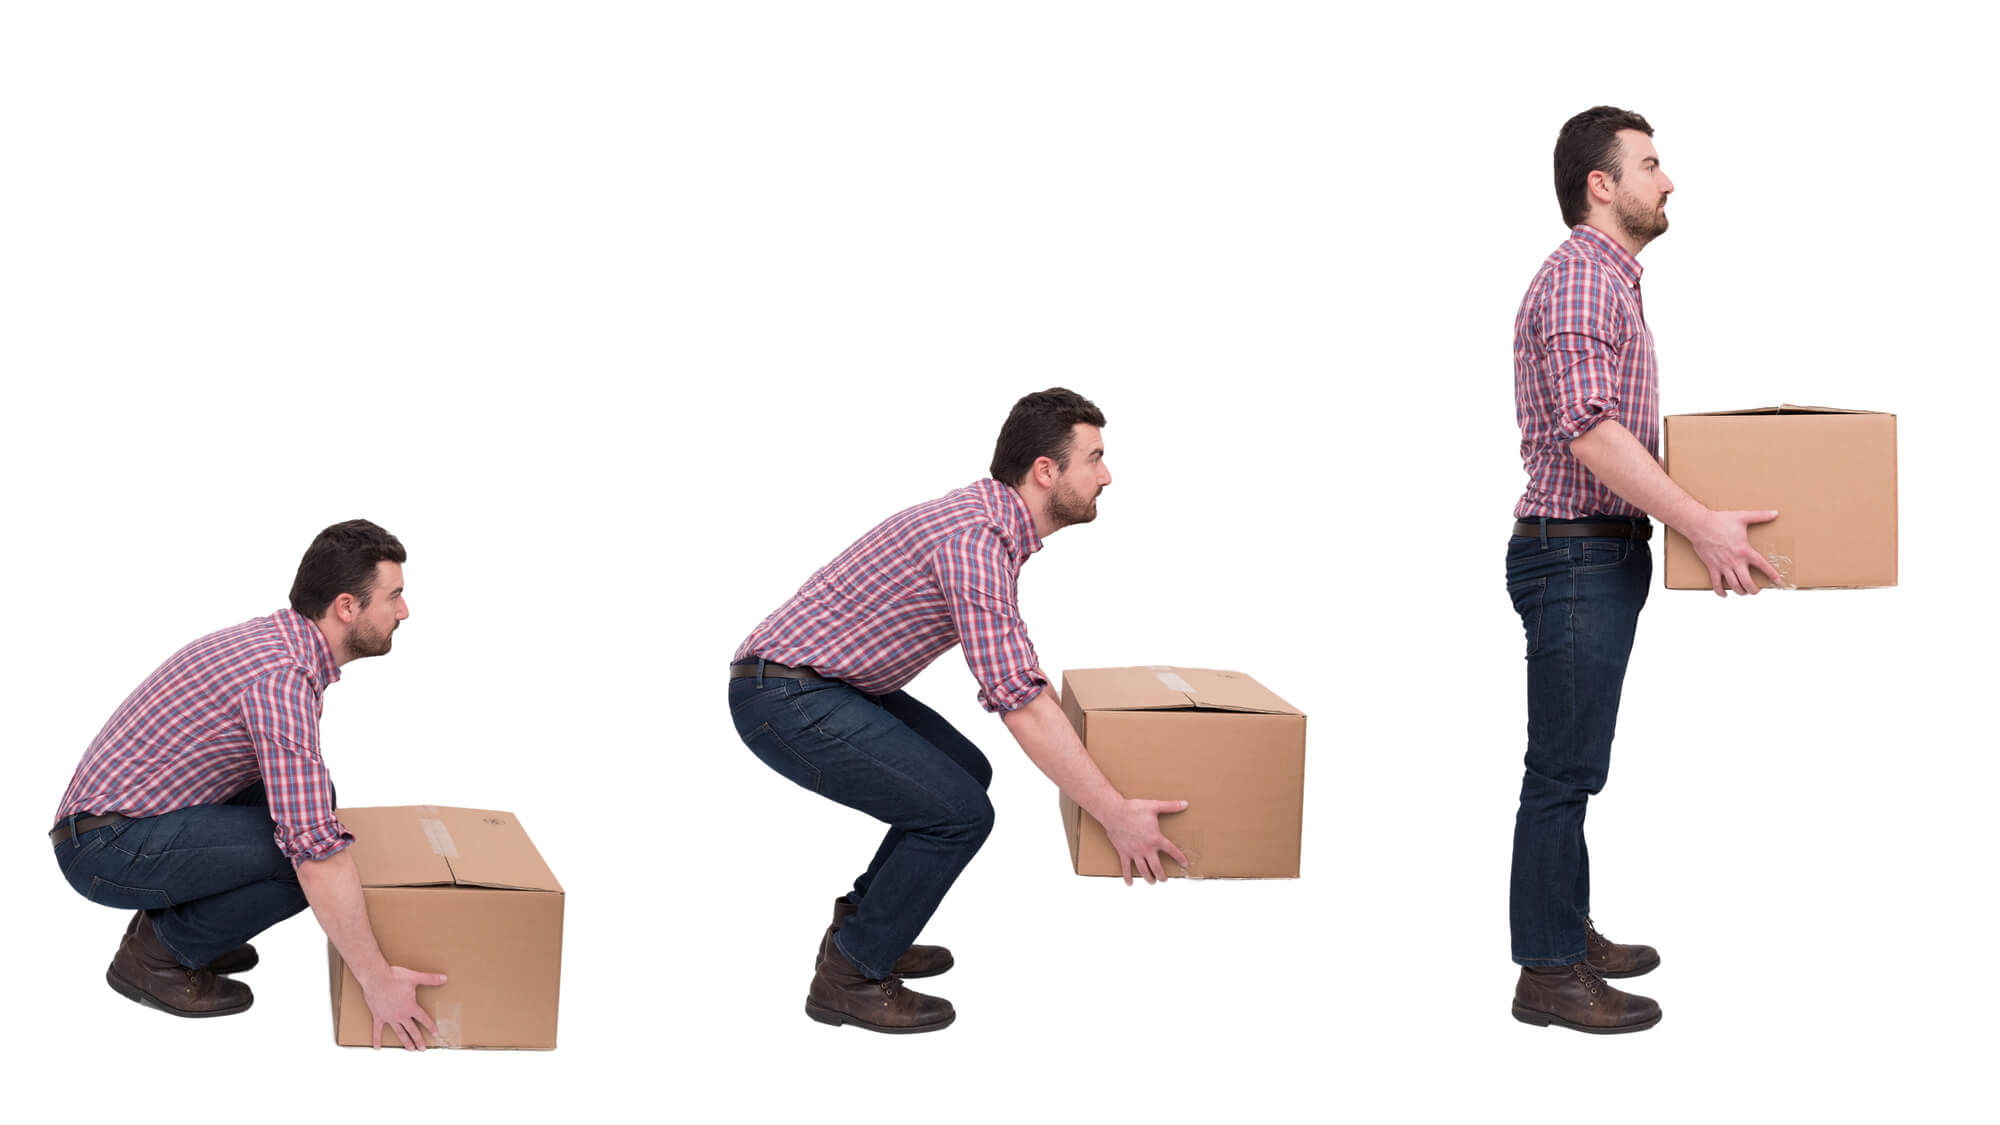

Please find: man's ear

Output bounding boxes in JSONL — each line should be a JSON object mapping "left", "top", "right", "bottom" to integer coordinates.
{"left": 332, "top": 592, "right": 358, "bottom": 624}
{"left": 1588, "top": 168, "right": 1615, "bottom": 206}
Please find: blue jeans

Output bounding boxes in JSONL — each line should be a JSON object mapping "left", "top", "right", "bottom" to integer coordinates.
{"left": 1505, "top": 525, "right": 1651, "bottom": 966}
{"left": 729, "top": 666, "right": 995, "bottom": 980}
{"left": 52, "top": 782, "right": 311, "bottom": 968}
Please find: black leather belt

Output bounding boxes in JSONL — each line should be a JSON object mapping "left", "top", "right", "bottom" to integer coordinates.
{"left": 1512, "top": 519, "right": 1652, "bottom": 541}
{"left": 730, "top": 659, "right": 824, "bottom": 681}
{"left": 50, "top": 812, "right": 125, "bottom": 845}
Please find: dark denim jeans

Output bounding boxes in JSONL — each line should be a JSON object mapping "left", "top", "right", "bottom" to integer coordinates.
{"left": 729, "top": 666, "right": 995, "bottom": 980}
{"left": 52, "top": 782, "right": 311, "bottom": 968}
{"left": 1505, "top": 525, "right": 1651, "bottom": 966}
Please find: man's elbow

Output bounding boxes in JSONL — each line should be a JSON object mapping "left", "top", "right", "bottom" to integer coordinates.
{"left": 1568, "top": 417, "right": 1624, "bottom": 468}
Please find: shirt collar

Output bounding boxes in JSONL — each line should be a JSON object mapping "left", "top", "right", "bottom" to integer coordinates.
{"left": 276, "top": 608, "right": 341, "bottom": 688}
{"left": 976, "top": 478, "right": 1044, "bottom": 561}
{"left": 1570, "top": 224, "right": 1644, "bottom": 289}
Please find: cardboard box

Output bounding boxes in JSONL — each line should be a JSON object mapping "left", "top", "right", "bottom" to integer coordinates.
{"left": 328, "top": 805, "right": 563, "bottom": 1049}
{"left": 1058, "top": 667, "right": 1305, "bottom": 879}
{"left": 1662, "top": 405, "right": 1897, "bottom": 590}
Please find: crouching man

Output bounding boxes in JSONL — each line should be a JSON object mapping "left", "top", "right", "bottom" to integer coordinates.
{"left": 51, "top": 519, "right": 445, "bottom": 1050}
{"left": 730, "top": 388, "right": 1187, "bottom": 1034}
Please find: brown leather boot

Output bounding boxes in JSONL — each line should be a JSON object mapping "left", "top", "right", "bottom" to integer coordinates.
{"left": 805, "top": 930, "right": 955, "bottom": 1034}
{"left": 818, "top": 897, "right": 954, "bottom": 979}
{"left": 124, "top": 911, "right": 258, "bottom": 974}
{"left": 1512, "top": 962, "right": 1660, "bottom": 1034}
{"left": 1584, "top": 918, "right": 1659, "bottom": 978}
{"left": 106, "top": 911, "right": 254, "bottom": 1018}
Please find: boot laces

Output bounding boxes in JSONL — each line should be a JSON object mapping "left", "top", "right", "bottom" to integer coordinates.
{"left": 1568, "top": 961, "right": 1604, "bottom": 996}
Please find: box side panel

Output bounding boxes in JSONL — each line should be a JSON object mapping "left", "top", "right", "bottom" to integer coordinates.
{"left": 334, "top": 887, "right": 562, "bottom": 1049}
{"left": 1072, "top": 711, "right": 1304, "bottom": 878}
{"left": 1664, "top": 413, "right": 1897, "bottom": 589}
{"left": 1059, "top": 793, "right": 1083, "bottom": 872}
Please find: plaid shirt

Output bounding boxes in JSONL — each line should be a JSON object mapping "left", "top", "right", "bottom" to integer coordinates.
{"left": 1512, "top": 224, "right": 1660, "bottom": 519}
{"left": 54, "top": 609, "right": 353, "bottom": 865}
{"left": 736, "top": 478, "right": 1048, "bottom": 713}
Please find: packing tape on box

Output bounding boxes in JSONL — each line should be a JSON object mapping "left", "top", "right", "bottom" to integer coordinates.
{"left": 428, "top": 1001, "right": 463, "bottom": 1049}
{"left": 1149, "top": 669, "right": 1195, "bottom": 693}
{"left": 420, "top": 818, "right": 459, "bottom": 858}
{"left": 1765, "top": 537, "right": 1797, "bottom": 590}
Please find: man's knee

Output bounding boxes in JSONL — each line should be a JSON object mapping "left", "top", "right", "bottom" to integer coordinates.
{"left": 923, "top": 791, "right": 996, "bottom": 847}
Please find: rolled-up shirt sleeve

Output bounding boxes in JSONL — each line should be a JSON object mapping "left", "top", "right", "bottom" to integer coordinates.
{"left": 933, "top": 527, "right": 1048, "bottom": 713}
{"left": 1541, "top": 260, "right": 1629, "bottom": 441}
{"left": 241, "top": 668, "right": 353, "bottom": 865}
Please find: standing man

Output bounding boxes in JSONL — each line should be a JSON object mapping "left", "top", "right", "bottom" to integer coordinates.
{"left": 730, "top": 388, "right": 1187, "bottom": 1035}
{"left": 1507, "top": 108, "right": 1782, "bottom": 1033}
{"left": 52, "top": 519, "right": 447, "bottom": 1050}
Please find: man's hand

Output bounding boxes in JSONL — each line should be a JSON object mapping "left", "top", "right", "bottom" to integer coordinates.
{"left": 1002, "top": 688, "right": 1188, "bottom": 886}
{"left": 1689, "top": 508, "right": 1783, "bottom": 597}
{"left": 298, "top": 847, "right": 451, "bottom": 1052}
{"left": 360, "top": 964, "right": 449, "bottom": 1050}
{"left": 1099, "top": 798, "right": 1191, "bottom": 885}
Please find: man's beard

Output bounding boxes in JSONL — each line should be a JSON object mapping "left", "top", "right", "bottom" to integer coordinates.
{"left": 1048, "top": 478, "right": 1099, "bottom": 529}
{"left": 347, "top": 619, "right": 394, "bottom": 660}
{"left": 1615, "top": 187, "right": 1668, "bottom": 247}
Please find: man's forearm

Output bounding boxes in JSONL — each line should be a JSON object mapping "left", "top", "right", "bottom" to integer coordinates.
{"left": 1567, "top": 418, "right": 1706, "bottom": 534}
{"left": 297, "top": 848, "right": 391, "bottom": 986}
{"left": 1001, "top": 689, "right": 1123, "bottom": 820}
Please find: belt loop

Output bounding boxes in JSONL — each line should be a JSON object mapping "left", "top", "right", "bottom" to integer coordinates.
{"left": 755, "top": 658, "right": 766, "bottom": 689}
{"left": 63, "top": 813, "right": 78, "bottom": 845}
{"left": 1538, "top": 517, "right": 1549, "bottom": 549}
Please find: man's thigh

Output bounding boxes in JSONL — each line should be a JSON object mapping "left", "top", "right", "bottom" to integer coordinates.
{"left": 1507, "top": 535, "right": 1650, "bottom": 790}
{"left": 731, "top": 676, "right": 989, "bottom": 826}
{"left": 58, "top": 804, "right": 297, "bottom": 911}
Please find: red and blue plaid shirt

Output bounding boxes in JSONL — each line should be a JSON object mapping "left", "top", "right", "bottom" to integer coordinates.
{"left": 1513, "top": 224, "right": 1660, "bottom": 519}
{"left": 736, "top": 478, "right": 1049, "bottom": 713}
{"left": 54, "top": 609, "right": 353, "bottom": 865}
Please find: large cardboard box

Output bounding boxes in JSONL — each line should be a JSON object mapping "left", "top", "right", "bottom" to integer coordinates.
{"left": 1059, "top": 667, "right": 1305, "bottom": 879}
{"left": 329, "top": 805, "right": 564, "bottom": 1049}
{"left": 1662, "top": 405, "right": 1897, "bottom": 590}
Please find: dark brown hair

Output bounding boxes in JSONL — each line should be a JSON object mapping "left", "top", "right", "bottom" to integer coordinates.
{"left": 989, "top": 388, "right": 1106, "bottom": 485}
{"left": 289, "top": 520, "right": 406, "bottom": 619}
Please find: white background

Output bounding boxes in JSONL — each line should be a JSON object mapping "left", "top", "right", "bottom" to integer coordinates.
{"left": 3, "top": 3, "right": 1993, "bottom": 1121}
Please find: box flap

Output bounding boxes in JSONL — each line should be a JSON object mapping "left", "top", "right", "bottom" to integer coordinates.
{"left": 340, "top": 806, "right": 456, "bottom": 888}
{"left": 1674, "top": 404, "right": 1886, "bottom": 417}
{"left": 1063, "top": 667, "right": 1300, "bottom": 715}
{"left": 429, "top": 807, "right": 563, "bottom": 892}
{"left": 339, "top": 805, "right": 562, "bottom": 893}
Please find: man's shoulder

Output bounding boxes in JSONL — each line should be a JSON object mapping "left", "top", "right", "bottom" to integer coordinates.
{"left": 164, "top": 612, "right": 319, "bottom": 685}
{"left": 1530, "top": 234, "right": 1614, "bottom": 287}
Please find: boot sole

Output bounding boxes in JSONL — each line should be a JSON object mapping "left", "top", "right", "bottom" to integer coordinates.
{"left": 804, "top": 998, "right": 955, "bottom": 1034}
{"left": 1512, "top": 1002, "right": 1659, "bottom": 1034}
{"left": 106, "top": 965, "right": 253, "bottom": 1018}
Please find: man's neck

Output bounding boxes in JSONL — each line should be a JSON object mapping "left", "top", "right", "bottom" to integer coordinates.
{"left": 312, "top": 617, "right": 351, "bottom": 668}
{"left": 1585, "top": 218, "right": 1645, "bottom": 259}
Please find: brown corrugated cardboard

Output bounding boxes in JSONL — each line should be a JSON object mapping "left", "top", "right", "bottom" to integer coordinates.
{"left": 328, "top": 805, "right": 563, "bottom": 1049}
{"left": 1662, "top": 405, "right": 1897, "bottom": 590}
{"left": 1059, "top": 667, "right": 1305, "bottom": 879}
